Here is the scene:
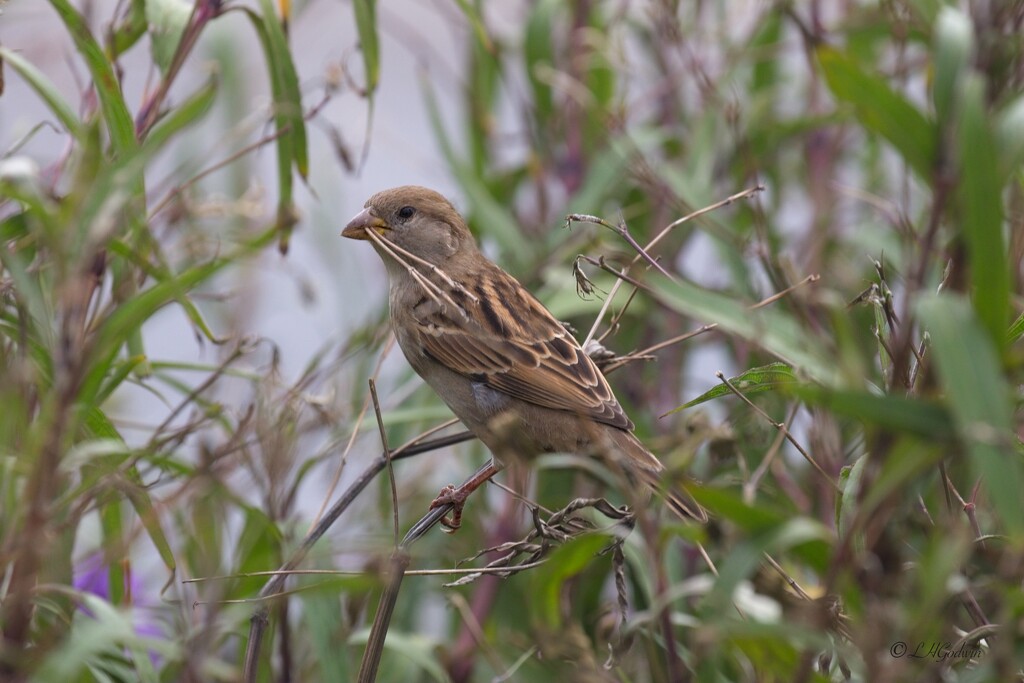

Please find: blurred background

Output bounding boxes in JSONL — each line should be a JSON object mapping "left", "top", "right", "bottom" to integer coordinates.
{"left": 1, "top": 1, "right": 1022, "bottom": 681}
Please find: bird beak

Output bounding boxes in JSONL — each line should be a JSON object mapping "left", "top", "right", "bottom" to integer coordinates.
{"left": 341, "top": 208, "right": 389, "bottom": 240}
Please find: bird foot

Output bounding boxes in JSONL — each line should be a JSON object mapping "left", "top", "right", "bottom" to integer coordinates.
{"left": 429, "top": 484, "right": 469, "bottom": 533}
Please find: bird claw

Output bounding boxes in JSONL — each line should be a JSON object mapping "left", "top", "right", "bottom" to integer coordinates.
{"left": 429, "top": 484, "right": 467, "bottom": 533}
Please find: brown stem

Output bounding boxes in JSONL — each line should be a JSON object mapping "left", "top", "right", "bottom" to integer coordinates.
{"left": 368, "top": 379, "right": 399, "bottom": 545}
{"left": 0, "top": 267, "right": 93, "bottom": 675}
{"left": 447, "top": 497, "right": 520, "bottom": 683}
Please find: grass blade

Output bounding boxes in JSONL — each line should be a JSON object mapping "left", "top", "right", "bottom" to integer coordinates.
{"left": 818, "top": 46, "right": 935, "bottom": 180}
{"left": 919, "top": 294, "right": 1022, "bottom": 538}
{"left": 0, "top": 47, "right": 84, "bottom": 139}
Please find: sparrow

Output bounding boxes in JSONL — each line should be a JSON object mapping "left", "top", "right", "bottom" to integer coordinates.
{"left": 342, "top": 186, "right": 704, "bottom": 530}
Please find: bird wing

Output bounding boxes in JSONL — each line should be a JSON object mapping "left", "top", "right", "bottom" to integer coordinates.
{"left": 411, "top": 267, "right": 632, "bottom": 430}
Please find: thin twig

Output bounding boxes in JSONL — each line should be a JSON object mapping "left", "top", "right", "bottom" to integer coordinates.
{"left": 493, "top": 646, "right": 539, "bottom": 683}
{"left": 750, "top": 274, "right": 820, "bottom": 309}
{"left": 602, "top": 325, "right": 717, "bottom": 374}
{"left": 147, "top": 343, "right": 246, "bottom": 450}
{"left": 567, "top": 213, "right": 674, "bottom": 280}
{"left": 944, "top": 474, "right": 986, "bottom": 548}
{"left": 583, "top": 276, "right": 626, "bottom": 347}
{"left": 356, "top": 551, "right": 410, "bottom": 683}
{"left": 392, "top": 417, "right": 461, "bottom": 453}
{"left": 368, "top": 379, "right": 399, "bottom": 546}
{"left": 933, "top": 473, "right": 992, "bottom": 629}
{"left": 148, "top": 125, "right": 290, "bottom": 219}
{"left": 188, "top": 562, "right": 556, "bottom": 584}
{"left": 580, "top": 184, "right": 765, "bottom": 346}
{"left": 716, "top": 371, "right": 840, "bottom": 492}
{"left": 575, "top": 255, "right": 653, "bottom": 293}
{"left": 596, "top": 286, "right": 641, "bottom": 343}
{"left": 952, "top": 624, "right": 998, "bottom": 653}
{"left": 603, "top": 271, "right": 820, "bottom": 375}
{"left": 487, "top": 478, "right": 553, "bottom": 516}
{"left": 695, "top": 542, "right": 719, "bottom": 578}
{"left": 761, "top": 552, "right": 813, "bottom": 601}
{"left": 656, "top": 184, "right": 766, "bottom": 240}
{"left": 743, "top": 404, "right": 798, "bottom": 504}
{"left": 447, "top": 593, "right": 508, "bottom": 674}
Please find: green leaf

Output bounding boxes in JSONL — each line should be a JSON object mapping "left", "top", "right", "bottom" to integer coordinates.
{"left": 79, "top": 256, "right": 229, "bottom": 409}
{"left": 82, "top": 406, "right": 125, "bottom": 441}
{"left": 957, "top": 76, "right": 1009, "bottom": 349}
{"left": 0, "top": 207, "right": 55, "bottom": 350}
{"left": 107, "top": 239, "right": 226, "bottom": 345}
{"left": 300, "top": 579, "right": 353, "bottom": 680}
{"left": 257, "top": 0, "right": 307, "bottom": 177}
{"left": 145, "top": 0, "right": 192, "bottom": 74}
{"left": 347, "top": 629, "right": 447, "bottom": 683}
{"left": 906, "top": 0, "right": 943, "bottom": 24}
{"left": 524, "top": 0, "right": 559, "bottom": 122}
{"left": 71, "top": 140, "right": 154, "bottom": 252}
{"left": 817, "top": 46, "right": 935, "bottom": 180}
{"left": 245, "top": 3, "right": 307, "bottom": 252}
{"left": 791, "top": 386, "right": 955, "bottom": 439}
{"left": 107, "top": 0, "right": 148, "bottom": 58}
{"left": 99, "top": 495, "right": 127, "bottom": 604}
{"left": 918, "top": 295, "right": 1022, "bottom": 538}
{"left": 531, "top": 534, "right": 611, "bottom": 627}
{"left": 422, "top": 78, "right": 527, "bottom": 264}
{"left": 35, "top": 593, "right": 176, "bottom": 680}
{"left": 143, "top": 75, "right": 218, "bottom": 151}
{"left": 1008, "top": 310, "right": 1024, "bottom": 344}
{"left": 566, "top": 138, "right": 632, "bottom": 215}
{"left": 687, "top": 486, "right": 786, "bottom": 533}
{"left": 700, "top": 516, "right": 831, "bottom": 616}
{"left": 655, "top": 278, "right": 838, "bottom": 386}
{"left": 466, "top": 26, "right": 501, "bottom": 177}
{"left": 856, "top": 439, "right": 943, "bottom": 527}
{"left": 584, "top": 7, "right": 614, "bottom": 111}
{"left": 931, "top": 7, "right": 973, "bottom": 127}
{"left": 995, "top": 95, "right": 1024, "bottom": 176}
{"left": 0, "top": 47, "right": 84, "bottom": 139}
{"left": 77, "top": 408, "right": 177, "bottom": 578}
{"left": 451, "top": 0, "right": 493, "bottom": 55}
{"left": 124, "top": 471, "right": 177, "bottom": 579}
{"left": 671, "top": 362, "right": 798, "bottom": 412}
{"left": 352, "top": 0, "right": 380, "bottom": 94}
{"left": 749, "top": 12, "right": 783, "bottom": 94}
{"left": 49, "top": 0, "right": 137, "bottom": 154}
{"left": 836, "top": 454, "right": 866, "bottom": 540}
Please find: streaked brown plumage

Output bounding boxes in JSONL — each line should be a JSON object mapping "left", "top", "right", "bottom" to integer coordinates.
{"left": 342, "top": 186, "right": 704, "bottom": 528}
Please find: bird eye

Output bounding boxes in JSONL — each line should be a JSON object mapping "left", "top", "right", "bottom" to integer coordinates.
{"left": 397, "top": 206, "right": 416, "bottom": 220}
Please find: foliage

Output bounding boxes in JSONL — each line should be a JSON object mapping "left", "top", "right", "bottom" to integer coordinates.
{"left": 1, "top": 1, "right": 1023, "bottom": 682}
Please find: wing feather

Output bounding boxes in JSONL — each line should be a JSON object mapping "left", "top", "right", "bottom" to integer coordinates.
{"left": 414, "top": 265, "right": 632, "bottom": 430}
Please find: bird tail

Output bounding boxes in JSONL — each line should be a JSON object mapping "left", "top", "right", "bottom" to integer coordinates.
{"left": 611, "top": 430, "right": 708, "bottom": 523}
{"left": 640, "top": 469, "right": 708, "bottom": 523}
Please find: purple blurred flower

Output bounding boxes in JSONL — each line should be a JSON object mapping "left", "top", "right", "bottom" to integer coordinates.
{"left": 73, "top": 553, "right": 165, "bottom": 664}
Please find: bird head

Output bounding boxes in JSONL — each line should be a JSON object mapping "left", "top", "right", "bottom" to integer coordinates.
{"left": 342, "top": 186, "right": 477, "bottom": 266}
